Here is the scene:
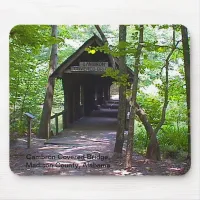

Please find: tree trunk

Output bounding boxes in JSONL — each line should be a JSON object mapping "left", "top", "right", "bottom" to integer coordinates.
{"left": 135, "top": 102, "right": 161, "bottom": 160}
{"left": 38, "top": 25, "right": 58, "bottom": 139}
{"left": 146, "top": 132, "right": 161, "bottom": 160}
{"left": 94, "top": 25, "right": 126, "bottom": 155}
{"left": 113, "top": 25, "right": 127, "bottom": 156}
{"left": 125, "top": 25, "right": 144, "bottom": 168}
{"left": 181, "top": 25, "right": 190, "bottom": 158}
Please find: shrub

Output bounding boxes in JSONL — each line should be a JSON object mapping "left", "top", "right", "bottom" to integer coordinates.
{"left": 133, "top": 123, "right": 188, "bottom": 159}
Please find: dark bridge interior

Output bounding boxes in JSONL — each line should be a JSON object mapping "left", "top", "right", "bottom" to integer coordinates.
{"left": 62, "top": 73, "right": 115, "bottom": 128}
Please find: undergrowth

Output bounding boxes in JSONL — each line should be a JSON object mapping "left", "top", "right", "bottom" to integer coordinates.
{"left": 134, "top": 122, "right": 188, "bottom": 160}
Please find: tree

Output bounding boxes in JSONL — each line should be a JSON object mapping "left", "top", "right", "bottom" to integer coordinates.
{"left": 93, "top": 25, "right": 128, "bottom": 156}
{"left": 181, "top": 25, "right": 190, "bottom": 158}
{"left": 113, "top": 25, "right": 127, "bottom": 156}
{"left": 136, "top": 27, "right": 181, "bottom": 160}
{"left": 9, "top": 25, "right": 53, "bottom": 134}
{"left": 38, "top": 25, "right": 58, "bottom": 139}
{"left": 125, "top": 25, "right": 144, "bottom": 168}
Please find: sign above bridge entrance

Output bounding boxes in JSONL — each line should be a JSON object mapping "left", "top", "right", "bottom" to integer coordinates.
{"left": 70, "top": 62, "right": 109, "bottom": 73}
{"left": 79, "top": 62, "right": 108, "bottom": 67}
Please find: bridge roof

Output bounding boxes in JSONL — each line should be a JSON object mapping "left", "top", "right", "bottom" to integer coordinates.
{"left": 51, "top": 34, "right": 134, "bottom": 78}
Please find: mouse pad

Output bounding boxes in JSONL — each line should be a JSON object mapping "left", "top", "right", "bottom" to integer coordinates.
{"left": 9, "top": 24, "right": 190, "bottom": 176}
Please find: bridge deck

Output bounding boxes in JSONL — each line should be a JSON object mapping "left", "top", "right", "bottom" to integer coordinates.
{"left": 46, "top": 107, "right": 118, "bottom": 145}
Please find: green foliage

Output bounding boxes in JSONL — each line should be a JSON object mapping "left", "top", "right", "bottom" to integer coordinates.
{"left": 9, "top": 25, "right": 66, "bottom": 135}
{"left": 158, "top": 126, "right": 188, "bottom": 152}
{"left": 134, "top": 122, "right": 148, "bottom": 154}
{"left": 134, "top": 123, "right": 188, "bottom": 159}
{"left": 10, "top": 25, "right": 64, "bottom": 53}
{"left": 86, "top": 41, "right": 137, "bottom": 57}
{"left": 10, "top": 25, "right": 51, "bottom": 47}
{"left": 161, "top": 145, "right": 179, "bottom": 159}
{"left": 102, "top": 68, "right": 130, "bottom": 87}
{"left": 137, "top": 95, "right": 162, "bottom": 126}
{"left": 142, "top": 59, "right": 163, "bottom": 71}
{"left": 85, "top": 25, "right": 189, "bottom": 160}
{"left": 157, "top": 126, "right": 188, "bottom": 159}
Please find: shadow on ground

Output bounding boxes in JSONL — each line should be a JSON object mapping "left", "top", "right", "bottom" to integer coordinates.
{"left": 10, "top": 108, "right": 190, "bottom": 176}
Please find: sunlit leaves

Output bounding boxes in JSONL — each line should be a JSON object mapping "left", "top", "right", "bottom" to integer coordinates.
{"left": 170, "top": 49, "right": 183, "bottom": 60}
{"left": 88, "top": 49, "right": 96, "bottom": 54}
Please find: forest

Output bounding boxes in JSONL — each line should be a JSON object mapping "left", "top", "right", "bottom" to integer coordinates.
{"left": 9, "top": 24, "right": 190, "bottom": 175}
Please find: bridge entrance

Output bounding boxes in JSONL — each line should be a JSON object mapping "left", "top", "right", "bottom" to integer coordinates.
{"left": 51, "top": 35, "right": 133, "bottom": 133}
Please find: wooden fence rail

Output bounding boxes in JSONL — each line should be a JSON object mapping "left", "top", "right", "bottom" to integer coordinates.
{"left": 50, "top": 109, "right": 67, "bottom": 135}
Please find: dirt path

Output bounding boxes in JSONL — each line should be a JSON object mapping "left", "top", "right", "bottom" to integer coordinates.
{"left": 10, "top": 129, "right": 190, "bottom": 176}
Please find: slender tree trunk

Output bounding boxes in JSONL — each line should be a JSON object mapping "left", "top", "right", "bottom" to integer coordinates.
{"left": 38, "top": 25, "right": 58, "bottom": 139}
{"left": 113, "top": 25, "right": 127, "bottom": 156}
{"left": 181, "top": 25, "right": 190, "bottom": 158}
{"left": 125, "top": 25, "right": 143, "bottom": 168}
{"left": 134, "top": 102, "right": 161, "bottom": 160}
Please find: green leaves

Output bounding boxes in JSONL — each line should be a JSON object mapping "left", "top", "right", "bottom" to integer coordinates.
{"left": 143, "top": 59, "right": 162, "bottom": 70}
{"left": 88, "top": 49, "right": 96, "bottom": 54}
{"left": 10, "top": 25, "right": 50, "bottom": 49}
{"left": 9, "top": 25, "right": 63, "bottom": 134}
{"left": 48, "top": 36, "right": 65, "bottom": 45}
{"left": 137, "top": 95, "right": 162, "bottom": 126}
{"left": 102, "top": 68, "right": 130, "bottom": 87}
{"left": 86, "top": 41, "right": 137, "bottom": 57}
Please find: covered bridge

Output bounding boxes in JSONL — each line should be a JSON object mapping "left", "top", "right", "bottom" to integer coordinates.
{"left": 51, "top": 34, "right": 133, "bottom": 130}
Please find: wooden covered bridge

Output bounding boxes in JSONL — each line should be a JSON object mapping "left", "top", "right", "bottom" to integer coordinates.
{"left": 50, "top": 35, "right": 133, "bottom": 135}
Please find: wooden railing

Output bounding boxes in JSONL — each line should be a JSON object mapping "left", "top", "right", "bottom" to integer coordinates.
{"left": 50, "top": 109, "right": 67, "bottom": 135}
